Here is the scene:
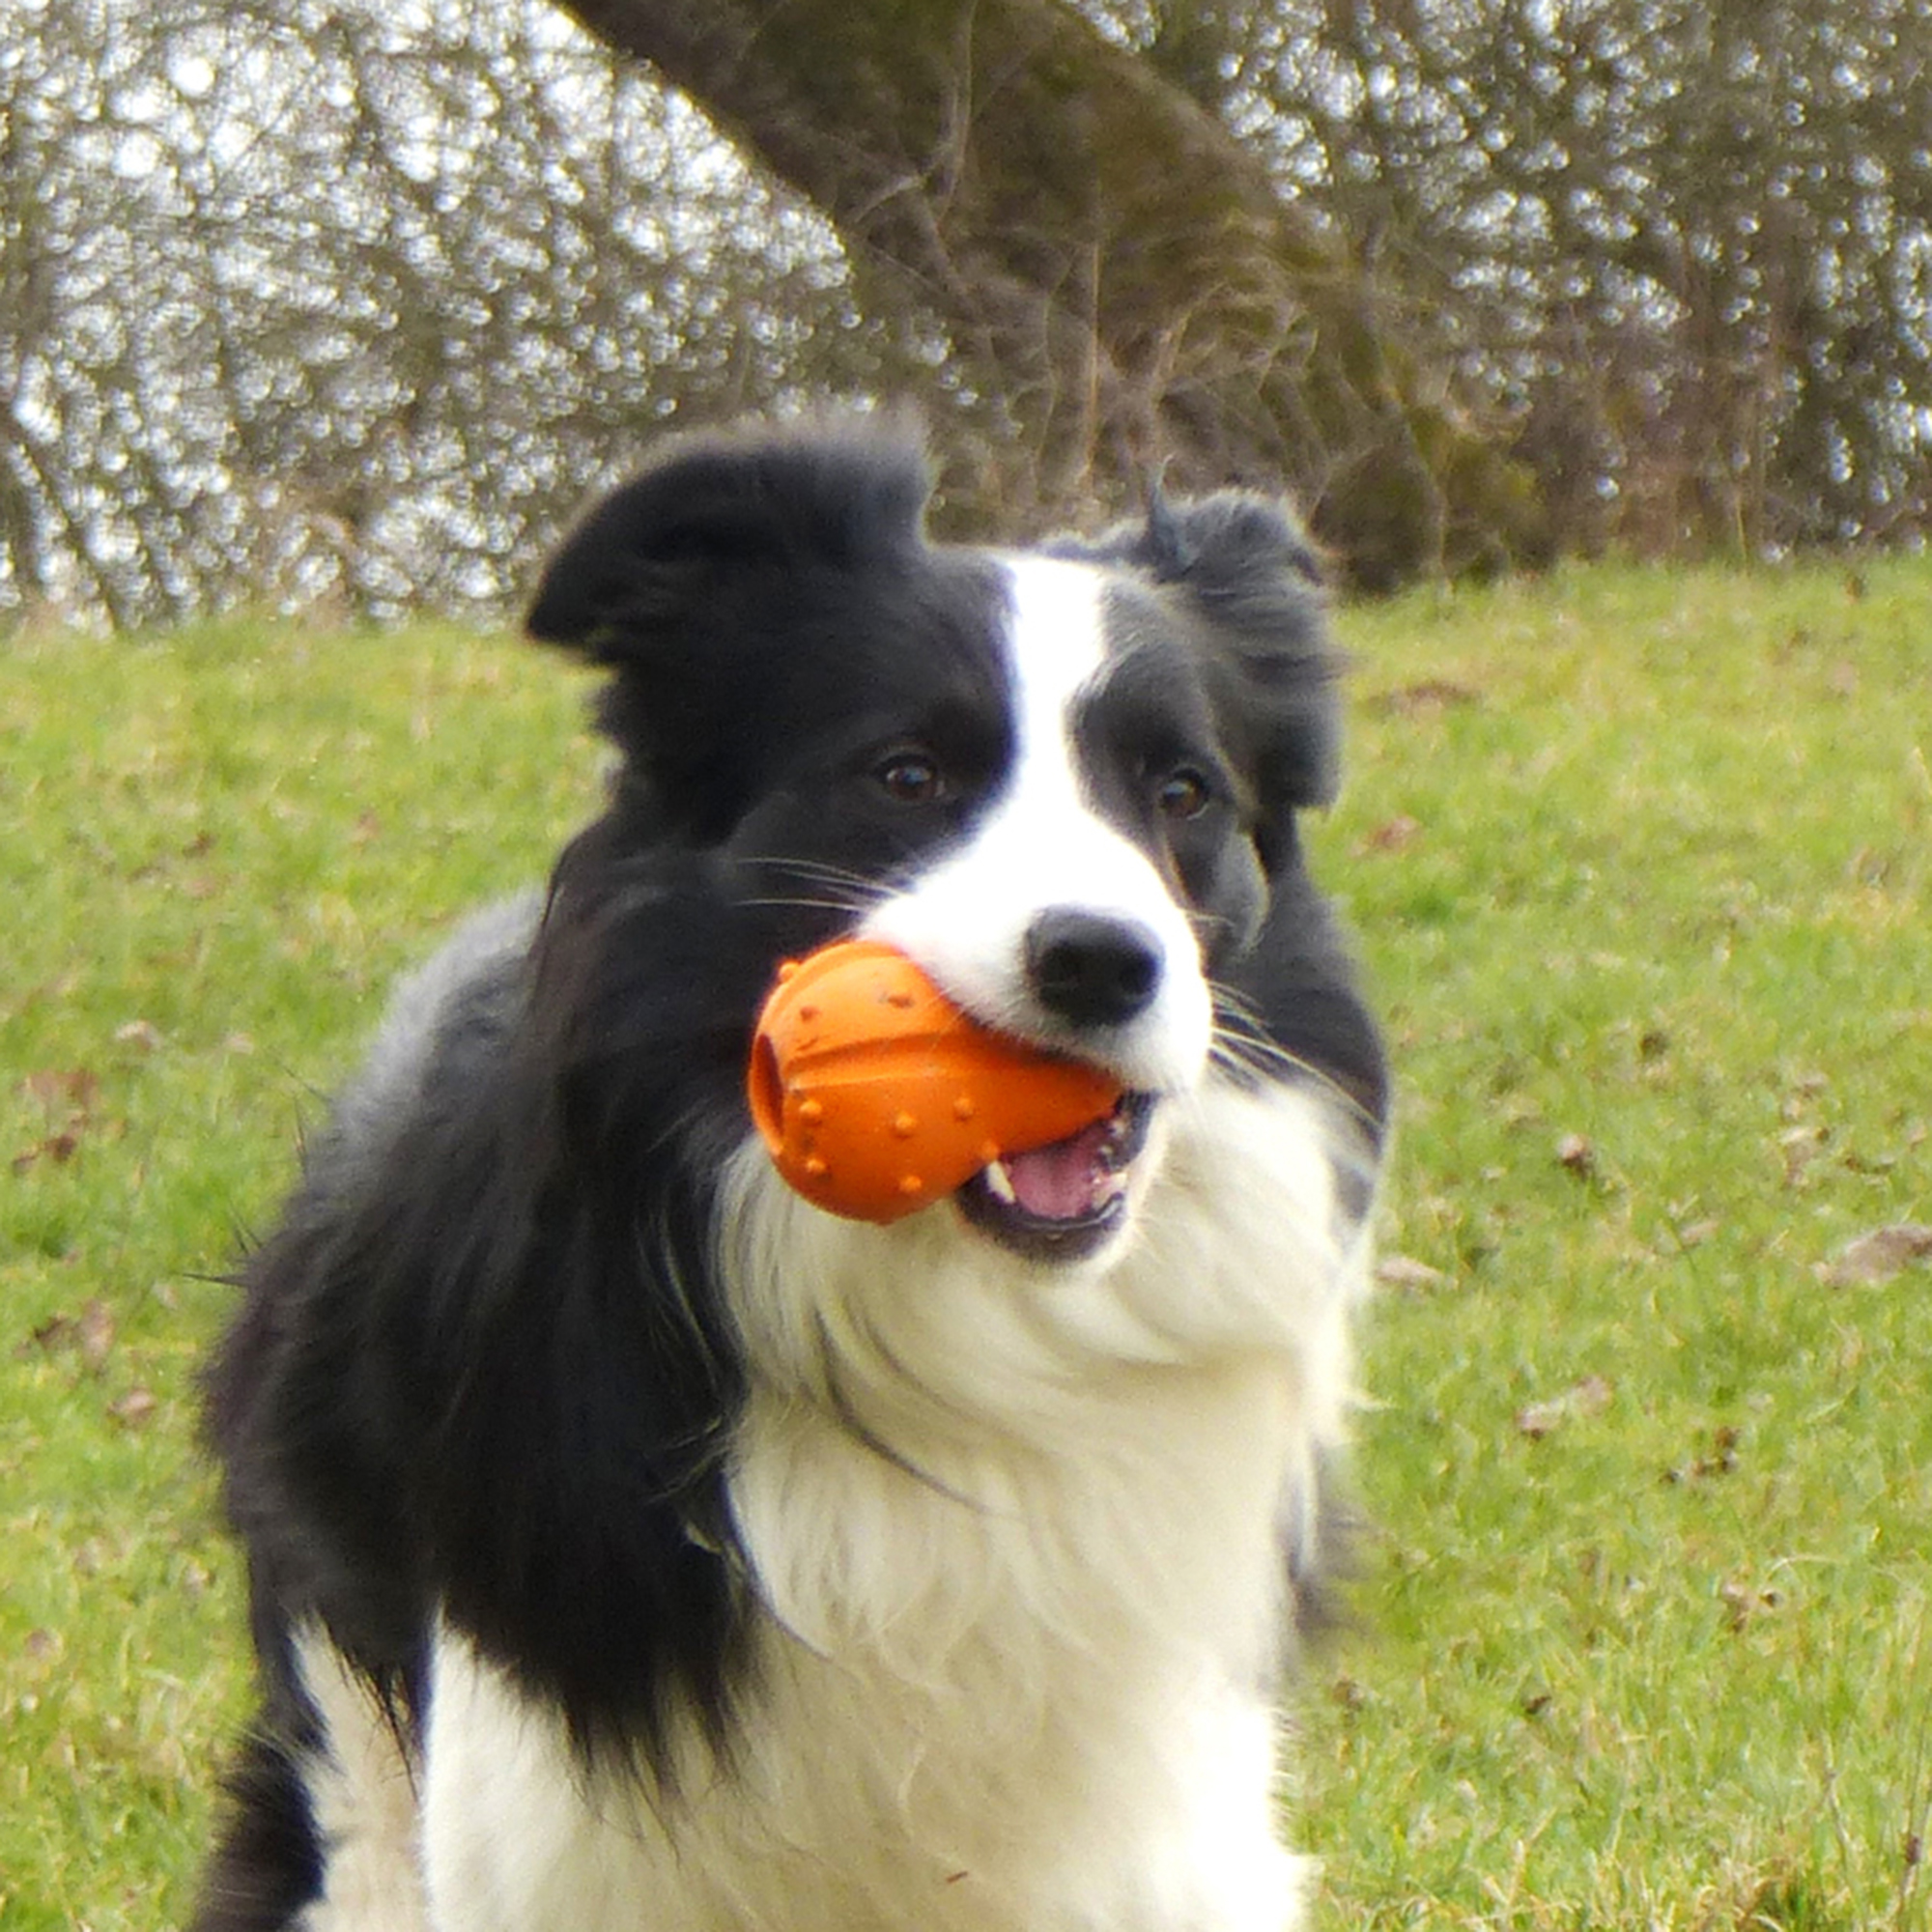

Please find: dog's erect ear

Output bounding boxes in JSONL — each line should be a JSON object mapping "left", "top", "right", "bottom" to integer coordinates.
{"left": 1139, "top": 481, "right": 1325, "bottom": 598}
{"left": 1120, "top": 487, "right": 1341, "bottom": 849}
{"left": 526, "top": 417, "right": 933, "bottom": 660}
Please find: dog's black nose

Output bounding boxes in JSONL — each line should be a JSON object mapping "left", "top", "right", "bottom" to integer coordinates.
{"left": 1025, "top": 910, "right": 1164, "bottom": 1029}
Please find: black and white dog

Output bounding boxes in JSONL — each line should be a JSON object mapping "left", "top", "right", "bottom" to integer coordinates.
{"left": 196, "top": 418, "right": 1387, "bottom": 1932}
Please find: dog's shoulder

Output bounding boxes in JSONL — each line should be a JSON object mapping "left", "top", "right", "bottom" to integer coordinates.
{"left": 309, "top": 891, "right": 542, "bottom": 1203}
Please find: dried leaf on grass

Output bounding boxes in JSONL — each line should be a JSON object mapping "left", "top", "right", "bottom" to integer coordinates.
{"left": 1375, "top": 1254, "right": 1449, "bottom": 1292}
{"left": 1356, "top": 813, "right": 1423, "bottom": 855}
{"left": 1663, "top": 1424, "right": 1741, "bottom": 1486}
{"left": 1556, "top": 1132, "right": 1596, "bottom": 1178}
{"left": 107, "top": 1386, "right": 158, "bottom": 1429}
{"left": 1371, "top": 680, "right": 1481, "bottom": 716}
{"left": 75, "top": 1298, "right": 115, "bottom": 1373}
{"left": 17, "top": 1297, "right": 116, "bottom": 1373}
{"left": 21, "top": 1067, "right": 100, "bottom": 1113}
{"left": 1517, "top": 1374, "right": 1614, "bottom": 1440}
{"left": 1719, "top": 1577, "right": 1783, "bottom": 1634}
{"left": 13, "top": 1066, "right": 103, "bottom": 1172}
{"left": 1817, "top": 1223, "right": 1932, "bottom": 1288}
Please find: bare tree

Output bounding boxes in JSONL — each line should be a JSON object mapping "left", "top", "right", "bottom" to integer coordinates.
{"left": 555, "top": 0, "right": 1930, "bottom": 566}
{"left": 5, "top": 0, "right": 1923, "bottom": 628}
{"left": 548, "top": 0, "right": 1554, "bottom": 586}
{"left": 0, "top": 0, "right": 928, "bottom": 626}
{"left": 1164, "top": 0, "right": 1932, "bottom": 557}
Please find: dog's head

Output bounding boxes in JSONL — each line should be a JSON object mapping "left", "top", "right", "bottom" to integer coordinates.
{"left": 527, "top": 417, "right": 1380, "bottom": 1270}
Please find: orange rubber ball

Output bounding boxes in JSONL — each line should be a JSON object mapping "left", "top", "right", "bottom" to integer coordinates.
{"left": 747, "top": 939, "right": 1123, "bottom": 1223}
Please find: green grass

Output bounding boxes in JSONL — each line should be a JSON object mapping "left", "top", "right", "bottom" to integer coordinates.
{"left": 1303, "top": 561, "right": 1932, "bottom": 1929}
{"left": 0, "top": 618, "right": 600, "bottom": 1929}
{"left": 3, "top": 562, "right": 1928, "bottom": 1928}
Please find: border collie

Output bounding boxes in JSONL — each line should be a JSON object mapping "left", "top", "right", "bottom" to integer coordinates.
{"left": 195, "top": 417, "right": 1387, "bottom": 1932}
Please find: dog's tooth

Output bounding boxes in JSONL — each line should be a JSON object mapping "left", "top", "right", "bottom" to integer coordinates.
{"left": 984, "top": 1158, "right": 1017, "bottom": 1206}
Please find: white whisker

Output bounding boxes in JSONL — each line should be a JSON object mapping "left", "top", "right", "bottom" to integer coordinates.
{"left": 1208, "top": 984, "right": 1381, "bottom": 1135}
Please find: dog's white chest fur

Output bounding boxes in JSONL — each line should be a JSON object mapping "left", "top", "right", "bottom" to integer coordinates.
{"left": 419, "top": 1373, "right": 1308, "bottom": 1932}
{"left": 306, "top": 1080, "right": 1360, "bottom": 1932}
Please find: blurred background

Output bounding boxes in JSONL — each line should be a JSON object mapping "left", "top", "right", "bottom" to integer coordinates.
{"left": 3, "top": 0, "right": 1926, "bottom": 629}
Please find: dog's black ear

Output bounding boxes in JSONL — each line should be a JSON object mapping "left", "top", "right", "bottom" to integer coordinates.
{"left": 526, "top": 417, "right": 933, "bottom": 660}
{"left": 1132, "top": 488, "right": 1342, "bottom": 853}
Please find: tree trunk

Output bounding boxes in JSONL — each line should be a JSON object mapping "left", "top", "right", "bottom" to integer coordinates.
{"left": 554, "top": 0, "right": 1551, "bottom": 586}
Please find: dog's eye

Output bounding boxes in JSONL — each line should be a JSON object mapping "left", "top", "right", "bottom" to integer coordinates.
{"left": 874, "top": 751, "right": 946, "bottom": 805}
{"left": 1155, "top": 767, "right": 1212, "bottom": 821}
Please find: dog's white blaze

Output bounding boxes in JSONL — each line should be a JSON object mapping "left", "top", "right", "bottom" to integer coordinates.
{"left": 866, "top": 554, "right": 1212, "bottom": 1095}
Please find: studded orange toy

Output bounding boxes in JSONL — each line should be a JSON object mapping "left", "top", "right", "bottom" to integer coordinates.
{"left": 748, "top": 939, "right": 1122, "bottom": 1223}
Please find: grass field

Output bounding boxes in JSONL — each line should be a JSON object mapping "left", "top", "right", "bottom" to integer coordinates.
{"left": 3, "top": 560, "right": 1928, "bottom": 1929}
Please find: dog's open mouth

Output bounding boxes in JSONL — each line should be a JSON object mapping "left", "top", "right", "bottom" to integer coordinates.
{"left": 956, "top": 1092, "right": 1156, "bottom": 1263}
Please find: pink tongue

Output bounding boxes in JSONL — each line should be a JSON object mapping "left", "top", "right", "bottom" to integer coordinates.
{"left": 1004, "top": 1121, "right": 1110, "bottom": 1221}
